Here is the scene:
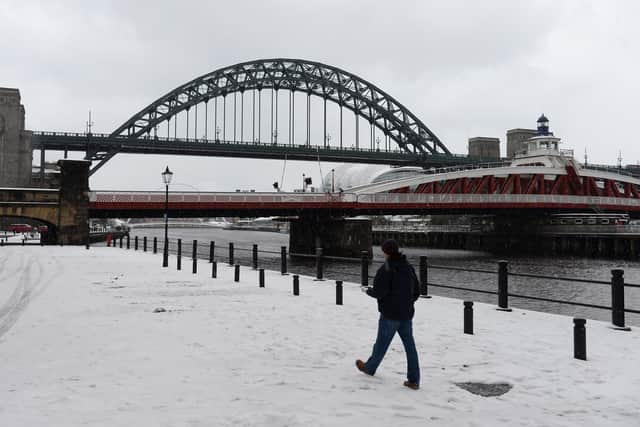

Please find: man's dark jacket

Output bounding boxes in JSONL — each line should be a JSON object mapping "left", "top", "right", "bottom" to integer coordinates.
{"left": 366, "top": 254, "right": 420, "bottom": 320}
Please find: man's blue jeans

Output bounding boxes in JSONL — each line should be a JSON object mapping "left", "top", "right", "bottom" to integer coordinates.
{"left": 364, "top": 315, "right": 420, "bottom": 385}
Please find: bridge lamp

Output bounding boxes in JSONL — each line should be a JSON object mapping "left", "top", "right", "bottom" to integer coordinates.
{"left": 162, "top": 166, "right": 173, "bottom": 267}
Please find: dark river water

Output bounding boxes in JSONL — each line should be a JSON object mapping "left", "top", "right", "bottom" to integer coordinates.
{"left": 126, "top": 227, "right": 640, "bottom": 326}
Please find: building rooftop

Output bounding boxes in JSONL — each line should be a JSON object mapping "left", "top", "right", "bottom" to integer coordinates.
{"left": 506, "top": 128, "right": 537, "bottom": 134}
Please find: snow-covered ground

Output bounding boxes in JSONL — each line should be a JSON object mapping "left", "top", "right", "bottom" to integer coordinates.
{"left": 1, "top": 246, "right": 638, "bottom": 427}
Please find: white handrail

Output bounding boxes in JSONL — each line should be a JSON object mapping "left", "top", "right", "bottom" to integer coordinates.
{"left": 90, "top": 191, "right": 640, "bottom": 208}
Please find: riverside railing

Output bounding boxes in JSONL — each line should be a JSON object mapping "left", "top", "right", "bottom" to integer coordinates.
{"left": 119, "top": 234, "right": 638, "bottom": 329}
{"left": 421, "top": 258, "right": 638, "bottom": 330}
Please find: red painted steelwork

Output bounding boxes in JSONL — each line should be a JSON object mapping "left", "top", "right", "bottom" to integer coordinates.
{"left": 393, "top": 169, "right": 640, "bottom": 200}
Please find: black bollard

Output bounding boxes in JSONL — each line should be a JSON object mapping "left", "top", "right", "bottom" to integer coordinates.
{"left": 280, "top": 246, "right": 288, "bottom": 275}
{"left": 86, "top": 238, "right": 90, "bottom": 250}
{"left": 119, "top": 237, "right": 123, "bottom": 248}
{"left": 259, "top": 268, "right": 265, "bottom": 288}
{"left": 252, "top": 244, "right": 258, "bottom": 270}
{"left": 177, "top": 238, "right": 182, "bottom": 270}
{"left": 134, "top": 236, "right": 138, "bottom": 250}
{"left": 464, "top": 301, "right": 474, "bottom": 335}
{"left": 126, "top": 235, "right": 130, "bottom": 249}
{"left": 611, "top": 269, "right": 628, "bottom": 329}
{"left": 361, "top": 250, "right": 369, "bottom": 287}
{"left": 211, "top": 261, "right": 217, "bottom": 278}
{"left": 143, "top": 236, "right": 147, "bottom": 252}
{"left": 336, "top": 280, "right": 343, "bottom": 305}
{"left": 293, "top": 274, "right": 300, "bottom": 295}
{"left": 497, "top": 261, "right": 512, "bottom": 311}
{"left": 192, "top": 240, "right": 198, "bottom": 274}
{"left": 228, "top": 242, "right": 234, "bottom": 266}
{"left": 60, "top": 239, "right": 63, "bottom": 247}
{"left": 234, "top": 264, "right": 240, "bottom": 282}
{"left": 153, "top": 237, "right": 157, "bottom": 254}
{"left": 419, "top": 256, "right": 431, "bottom": 298}
{"left": 315, "top": 247, "right": 324, "bottom": 280}
{"left": 573, "top": 318, "right": 587, "bottom": 360}
{"left": 209, "top": 241, "right": 215, "bottom": 263}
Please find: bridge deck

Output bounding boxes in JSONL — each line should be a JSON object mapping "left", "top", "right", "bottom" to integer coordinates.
{"left": 89, "top": 191, "right": 640, "bottom": 218}
{"left": 32, "top": 132, "right": 476, "bottom": 167}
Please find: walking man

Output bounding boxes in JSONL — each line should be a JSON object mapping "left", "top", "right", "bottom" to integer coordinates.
{"left": 356, "top": 239, "right": 421, "bottom": 390}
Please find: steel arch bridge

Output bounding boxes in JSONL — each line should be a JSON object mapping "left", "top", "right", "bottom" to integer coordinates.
{"left": 32, "top": 59, "right": 473, "bottom": 177}
{"left": 112, "top": 58, "right": 449, "bottom": 155}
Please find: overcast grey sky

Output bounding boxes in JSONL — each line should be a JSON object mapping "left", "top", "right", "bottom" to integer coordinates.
{"left": 2, "top": 0, "right": 639, "bottom": 191}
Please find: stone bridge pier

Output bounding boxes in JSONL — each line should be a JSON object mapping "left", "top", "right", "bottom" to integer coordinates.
{"left": 0, "top": 159, "right": 89, "bottom": 245}
{"left": 289, "top": 214, "right": 372, "bottom": 258}
{"left": 55, "top": 159, "right": 90, "bottom": 245}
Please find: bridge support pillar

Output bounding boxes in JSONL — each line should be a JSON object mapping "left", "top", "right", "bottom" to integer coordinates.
{"left": 289, "top": 216, "right": 372, "bottom": 258}
{"left": 631, "top": 239, "right": 639, "bottom": 259}
{"left": 0, "top": 88, "right": 32, "bottom": 187}
{"left": 56, "top": 159, "right": 90, "bottom": 245}
{"left": 615, "top": 238, "right": 622, "bottom": 258}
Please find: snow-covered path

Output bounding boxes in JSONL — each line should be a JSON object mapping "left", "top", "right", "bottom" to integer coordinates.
{"left": 0, "top": 248, "right": 59, "bottom": 339}
{"left": 0, "top": 247, "right": 638, "bottom": 426}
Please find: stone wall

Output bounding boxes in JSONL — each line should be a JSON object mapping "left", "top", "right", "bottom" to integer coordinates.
{"left": 57, "top": 159, "right": 90, "bottom": 245}
{"left": 289, "top": 216, "right": 372, "bottom": 258}
{"left": 0, "top": 88, "right": 33, "bottom": 187}
{"left": 468, "top": 137, "right": 500, "bottom": 160}
{"left": 506, "top": 128, "right": 537, "bottom": 158}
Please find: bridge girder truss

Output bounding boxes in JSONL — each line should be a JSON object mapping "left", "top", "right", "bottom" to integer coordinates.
{"left": 111, "top": 58, "right": 451, "bottom": 156}
{"left": 388, "top": 170, "right": 640, "bottom": 200}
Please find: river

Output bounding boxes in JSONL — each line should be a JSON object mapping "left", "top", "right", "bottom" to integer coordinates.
{"left": 126, "top": 227, "right": 640, "bottom": 326}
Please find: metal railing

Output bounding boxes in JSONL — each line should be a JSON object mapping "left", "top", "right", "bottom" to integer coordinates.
{"left": 31, "top": 131, "right": 448, "bottom": 157}
{"left": 424, "top": 259, "right": 639, "bottom": 328}
{"left": 110, "top": 234, "right": 639, "bottom": 328}
{"left": 583, "top": 163, "right": 639, "bottom": 178}
{"left": 90, "top": 190, "right": 640, "bottom": 208}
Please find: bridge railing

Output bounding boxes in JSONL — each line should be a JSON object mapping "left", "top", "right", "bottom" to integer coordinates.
{"left": 89, "top": 191, "right": 640, "bottom": 208}
{"left": 360, "top": 193, "right": 640, "bottom": 207}
{"left": 583, "top": 163, "right": 638, "bottom": 178}
{"left": 33, "top": 131, "right": 112, "bottom": 138}
{"left": 34, "top": 131, "right": 465, "bottom": 158}
{"left": 90, "top": 191, "right": 345, "bottom": 203}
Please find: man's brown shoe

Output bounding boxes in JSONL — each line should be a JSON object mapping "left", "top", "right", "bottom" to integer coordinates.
{"left": 355, "top": 359, "right": 372, "bottom": 375}
{"left": 403, "top": 381, "right": 419, "bottom": 390}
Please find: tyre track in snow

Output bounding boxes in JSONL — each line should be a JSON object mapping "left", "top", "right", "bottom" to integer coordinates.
{"left": 0, "top": 249, "right": 59, "bottom": 339}
{"left": 0, "top": 250, "right": 25, "bottom": 284}
{"left": 0, "top": 251, "right": 27, "bottom": 320}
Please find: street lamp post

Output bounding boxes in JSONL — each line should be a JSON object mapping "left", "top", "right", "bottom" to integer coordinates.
{"left": 331, "top": 168, "right": 335, "bottom": 193}
{"left": 162, "top": 166, "right": 173, "bottom": 267}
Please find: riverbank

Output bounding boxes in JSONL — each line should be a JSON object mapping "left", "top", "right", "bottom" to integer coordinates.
{"left": 1, "top": 246, "right": 638, "bottom": 426}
